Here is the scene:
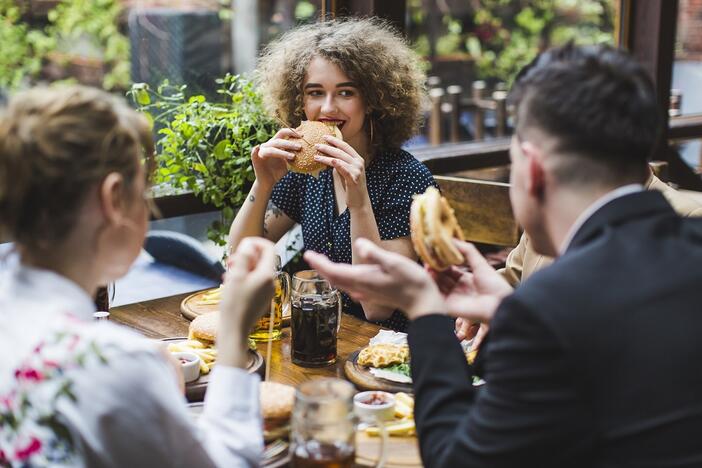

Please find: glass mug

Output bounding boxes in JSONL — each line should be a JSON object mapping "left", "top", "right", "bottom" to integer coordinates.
{"left": 290, "top": 270, "right": 342, "bottom": 367}
{"left": 291, "top": 378, "right": 357, "bottom": 468}
{"left": 249, "top": 256, "right": 290, "bottom": 342}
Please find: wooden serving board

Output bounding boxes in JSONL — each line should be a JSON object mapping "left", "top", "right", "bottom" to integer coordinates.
{"left": 180, "top": 288, "right": 291, "bottom": 326}
{"left": 163, "top": 337, "right": 264, "bottom": 402}
{"left": 344, "top": 349, "right": 413, "bottom": 393}
{"left": 180, "top": 288, "right": 221, "bottom": 321}
{"left": 355, "top": 432, "right": 422, "bottom": 467}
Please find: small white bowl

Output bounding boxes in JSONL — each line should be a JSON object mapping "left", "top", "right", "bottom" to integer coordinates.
{"left": 171, "top": 351, "right": 201, "bottom": 383}
{"left": 353, "top": 391, "right": 396, "bottom": 422}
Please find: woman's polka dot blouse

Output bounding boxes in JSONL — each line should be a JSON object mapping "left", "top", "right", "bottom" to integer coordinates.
{"left": 270, "top": 148, "right": 438, "bottom": 332}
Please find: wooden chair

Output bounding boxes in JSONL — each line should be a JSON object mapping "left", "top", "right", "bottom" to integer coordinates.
{"left": 434, "top": 175, "right": 520, "bottom": 247}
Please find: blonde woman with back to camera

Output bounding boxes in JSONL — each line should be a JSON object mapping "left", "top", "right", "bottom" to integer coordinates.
{"left": 228, "top": 18, "right": 438, "bottom": 332}
{"left": 0, "top": 86, "right": 275, "bottom": 467}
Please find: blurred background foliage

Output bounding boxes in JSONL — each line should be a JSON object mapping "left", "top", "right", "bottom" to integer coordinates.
{"left": 408, "top": 0, "right": 615, "bottom": 85}
{"left": 0, "top": 0, "right": 129, "bottom": 91}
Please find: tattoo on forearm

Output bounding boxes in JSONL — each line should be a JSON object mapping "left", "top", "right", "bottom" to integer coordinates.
{"left": 266, "top": 201, "right": 283, "bottom": 218}
{"left": 263, "top": 201, "right": 284, "bottom": 237}
{"left": 249, "top": 194, "right": 255, "bottom": 203}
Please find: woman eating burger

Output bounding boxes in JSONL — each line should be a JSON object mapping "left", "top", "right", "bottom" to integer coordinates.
{"left": 228, "top": 18, "right": 437, "bottom": 331}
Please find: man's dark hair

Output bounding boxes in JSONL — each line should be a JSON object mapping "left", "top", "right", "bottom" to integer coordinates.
{"left": 509, "top": 43, "right": 661, "bottom": 185}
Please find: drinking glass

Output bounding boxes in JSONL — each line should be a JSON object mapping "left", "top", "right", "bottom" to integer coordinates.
{"left": 250, "top": 255, "right": 290, "bottom": 342}
{"left": 290, "top": 270, "right": 342, "bottom": 367}
{"left": 291, "top": 378, "right": 357, "bottom": 468}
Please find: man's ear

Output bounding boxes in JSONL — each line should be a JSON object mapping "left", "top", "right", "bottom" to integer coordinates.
{"left": 99, "top": 172, "right": 126, "bottom": 226}
{"left": 521, "top": 141, "right": 546, "bottom": 201}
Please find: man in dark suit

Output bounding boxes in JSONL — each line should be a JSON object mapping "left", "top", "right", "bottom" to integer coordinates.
{"left": 305, "top": 43, "right": 702, "bottom": 467}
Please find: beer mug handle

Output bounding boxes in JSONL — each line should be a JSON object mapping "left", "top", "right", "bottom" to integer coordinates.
{"left": 280, "top": 271, "right": 291, "bottom": 316}
{"left": 374, "top": 417, "right": 388, "bottom": 468}
{"left": 336, "top": 291, "right": 342, "bottom": 333}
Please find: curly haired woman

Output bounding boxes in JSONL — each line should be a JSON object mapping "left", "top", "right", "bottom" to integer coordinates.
{"left": 228, "top": 18, "right": 437, "bottom": 331}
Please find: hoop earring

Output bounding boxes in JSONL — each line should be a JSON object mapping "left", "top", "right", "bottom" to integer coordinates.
{"left": 369, "top": 117, "right": 374, "bottom": 145}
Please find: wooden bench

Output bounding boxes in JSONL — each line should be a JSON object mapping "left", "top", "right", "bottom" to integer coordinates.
{"left": 435, "top": 175, "right": 520, "bottom": 247}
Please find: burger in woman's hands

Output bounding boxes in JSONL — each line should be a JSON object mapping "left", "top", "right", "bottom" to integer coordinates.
{"left": 285, "top": 120, "right": 342, "bottom": 177}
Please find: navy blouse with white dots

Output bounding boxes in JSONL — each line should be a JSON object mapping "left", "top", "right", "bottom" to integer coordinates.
{"left": 270, "top": 148, "right": 438, "bottom": 332}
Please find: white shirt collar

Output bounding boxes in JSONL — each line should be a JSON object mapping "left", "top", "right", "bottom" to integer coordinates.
{"left": 559, "top": 184, "right": 644, "bottom": 254}
{"left": 0, "top": 253, "right": 96, "bottom": 321}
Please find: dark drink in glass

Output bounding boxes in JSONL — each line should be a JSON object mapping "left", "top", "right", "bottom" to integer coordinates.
{"left": 291, "top": 297, "right": 339, "bottom": 367}
{"left": 290, "top": 270, "right": 342, "bottom": 368}
{"left": 291, "top": 441, "right": 355, "bottom": 468}
{"left": 94, "top": 285, "right": 110, "bottom": 311}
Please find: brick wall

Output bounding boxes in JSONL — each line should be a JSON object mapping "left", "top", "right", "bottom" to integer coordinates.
{"left": 678, "top": 0, "right": 702, "bottom": 60}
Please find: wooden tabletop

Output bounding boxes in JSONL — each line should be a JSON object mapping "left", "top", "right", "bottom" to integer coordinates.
{"left": 110, "top": 291, "right": 422, "bottom": 467}
{"left": 110, "top": 291, "right": 383, "bottom": 388}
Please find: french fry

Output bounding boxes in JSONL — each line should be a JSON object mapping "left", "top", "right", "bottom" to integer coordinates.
{"left": 168, "top": 338, "right": 217, "bottom": 374}
{"left": 395, "top": 392, "right": 414, "bottom": 409}
{"left": 197, "top": 285, "right": 224, "bottom": 305}
{"left": 196, "top": 299, "right": 220, "bottom": 305}
{"left": 394, "top": 401, "right": 413, "bottom": 419}
{"left": 184, "top": 340, "right": 206, "bottom": 348}
{"left": 365, "top": 420, "right": 415, "bottom": 437}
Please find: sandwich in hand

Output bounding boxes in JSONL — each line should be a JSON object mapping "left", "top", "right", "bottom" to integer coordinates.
{"left": 284, "top": 120, "right": 342, "bottom": 177}
{"left": 410, "top": 187, "right": 465, "bottom": 271}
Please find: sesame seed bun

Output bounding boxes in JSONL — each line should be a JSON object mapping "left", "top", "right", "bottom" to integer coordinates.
{"left": 260, "top": 381, "right": 295, "bottom": 441}
{"left": 189, "top": 312, "right": 218, "bottom": 345}
{"left": 285, "top": 120, "right": 342, "bottom": 178}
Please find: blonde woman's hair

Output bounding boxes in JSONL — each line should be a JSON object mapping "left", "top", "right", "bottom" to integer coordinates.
{"left": 256, "top": 17, "right": 427, "bottom": 152}
{"left": 0, "top": 85, "right": 155, "bottom": 250}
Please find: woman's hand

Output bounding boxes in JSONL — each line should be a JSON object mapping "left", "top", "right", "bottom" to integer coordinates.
{"left": 314, "top": 135, "right": 369, "bottom": 210}
{"left": 253, "top": 128, "right": 302, "bottom": 189}
{"left": 217, "top": 237, "right": 277, "bottom": 368}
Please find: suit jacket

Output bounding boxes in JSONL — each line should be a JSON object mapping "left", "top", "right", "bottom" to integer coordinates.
{"left": 408, "top": 191, "right": 702, "bottom": 468}
{"left": 500, "top": 175, "right": 702, "bottom": 287}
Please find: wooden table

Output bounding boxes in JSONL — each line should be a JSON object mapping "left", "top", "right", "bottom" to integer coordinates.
{"left": 111, "top": 292, "right": 422, "bottom": 467}
{"left": 110, "top": 292, "right": 382, "bottom": 387}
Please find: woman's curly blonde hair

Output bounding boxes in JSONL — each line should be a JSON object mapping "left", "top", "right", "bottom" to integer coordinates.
{"left": 256, "top": 17, "right": 427, "bottom": 153}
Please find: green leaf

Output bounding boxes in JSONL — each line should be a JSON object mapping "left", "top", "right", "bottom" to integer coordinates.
{"left": 135, "top": 89, "right": 151, "bottom": 106}
{"left": 213, "top": 139, "right": 230, "bottom": 160}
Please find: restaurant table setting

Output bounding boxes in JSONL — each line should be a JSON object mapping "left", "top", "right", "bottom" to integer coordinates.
{"left": 111, "top": 269, "right": 423, "bottom": 467}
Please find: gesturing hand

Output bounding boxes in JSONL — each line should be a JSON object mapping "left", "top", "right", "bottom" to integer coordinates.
{"left": 313, "top": 135, "right": 369, "bottom": 210}
{"left": 304, "top": 238, "right": 446, "bottom": 320}
{"left": 430, "top": 241, "right": 513, "bottom": 326}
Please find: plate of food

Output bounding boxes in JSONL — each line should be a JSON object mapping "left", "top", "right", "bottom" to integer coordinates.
{"left": 345, "top": 330, "right": 484, "bottom": 393}
{"left": 164, "top": 311, "right": 264, "bottom": 402}
{"left": 181, "top": 286, "right": 292, "bottom": 326}
{"left": 344, "top": 331, "right": 413, "bottom": 393}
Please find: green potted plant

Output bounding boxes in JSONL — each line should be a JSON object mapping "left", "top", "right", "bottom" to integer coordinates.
{"left": 129, "top": 74, "right": 277, "bottom": 247}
